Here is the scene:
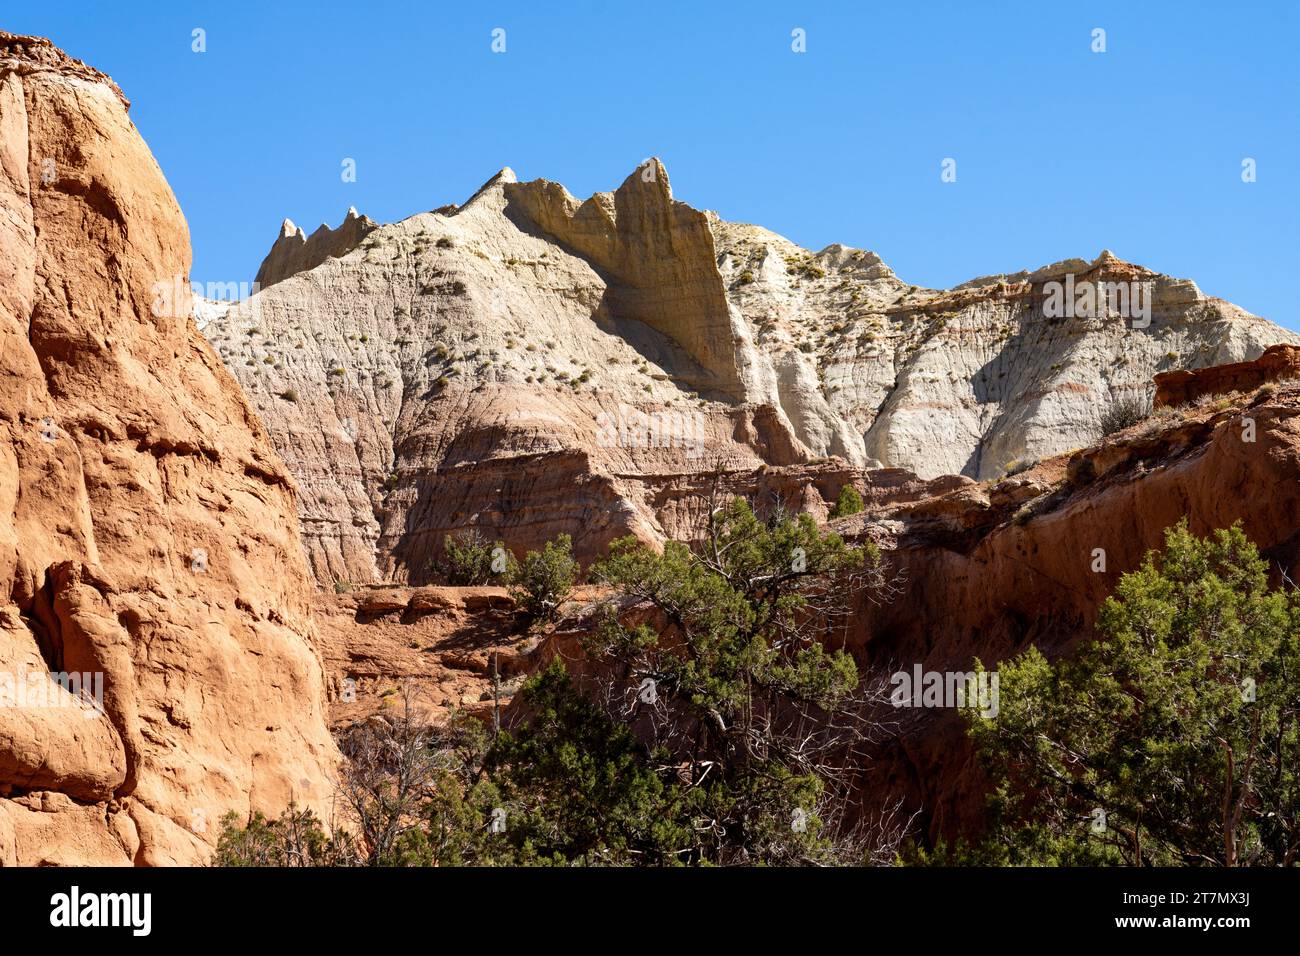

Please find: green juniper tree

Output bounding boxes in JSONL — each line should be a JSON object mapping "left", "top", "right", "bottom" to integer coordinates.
{"left": 217, "top": 666, "right": 698, "bottom": 867}
{"left": 508, "top": 533, "right": 578, "bottom": 623}
{"left": 829, "top": 483, "right": 865, "bottom": 519}
{"left": 217, "top": 491, "right": 904, "bottom": 866}
{"left": 587, "top": 482, "right": 901, "bottom": 864}
{"left": 213, "top": 804, "right": 359, "bottom": 867}
{"left": 474, "top": 661, "right": 695, "bottom": 865}
{"left": 962, "top": 519, "right": 1300, "bottom": 866}
{"left": 433, "top": 529, "right": 515, "bottom": 585}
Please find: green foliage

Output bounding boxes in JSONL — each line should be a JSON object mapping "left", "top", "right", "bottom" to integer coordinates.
{"left": 508, "top": 534, "right": 578, "bottom": 622}
{"left": 213, "top": 805, "right": 358, "bottom": 866}
{"left": 589, "top": 495, "right": 883, "bottom": 864}
{"left": 215, "top": 665, "right": 699, "bottom": 866}
{"left": 481, "top": 662, "right": 695, "bottom": 864}
{"left": 964, "top": 519, "right": 1300, "bottom": 866}
{"left": 434, "top": 530, "right": 515, "bottom": 586}
{"left": 829, "top": 484, "right": 865, "bottom": 519}
{"left": 218, "top": 498, "right": 891, "bottom": 867}
{"left": 593, "top": 498, "right": 871, "bottom": 727}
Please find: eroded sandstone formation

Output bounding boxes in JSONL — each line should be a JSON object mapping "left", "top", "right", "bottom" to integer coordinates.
{"left": 0, "top": 32, "right": 337, "bottom": 865}
{"left": 255, "top": 207, "right": 379, "bottom": 290}
{"left": 315, "top": 380, "right": 1300, "bottom": 846}
{"left": 201, "top": 160, "right": 1297, "bottom": 588}
{"left": 10, "top": 25, "right": 1297, "bottom": 867}
{"left": 836, "top": 382, "right": 1300, "bottom": 840}
{"left": 1154, "top": 343, "right": 1300, "bottom": 408}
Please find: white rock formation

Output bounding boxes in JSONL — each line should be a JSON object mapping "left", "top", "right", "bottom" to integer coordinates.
{"left": 200, "top": 160, "right": 1298, "bottom": 584}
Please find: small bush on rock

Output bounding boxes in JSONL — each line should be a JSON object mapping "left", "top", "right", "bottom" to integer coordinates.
{"left": 435, "top": 530, "right": 515, "bottom": 586}
{"left": 829, "top": 484, "right": 865, "bottom": 519}
{"left": 1100, "top": 395, "right": 1152, "bottom": 436}
{"left": 509, "top": 534, "right": 578, "bottom": 622}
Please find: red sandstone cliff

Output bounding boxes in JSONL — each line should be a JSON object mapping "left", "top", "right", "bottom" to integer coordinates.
{"left": 0, "top": 32, "right": 337, "bottom": 865}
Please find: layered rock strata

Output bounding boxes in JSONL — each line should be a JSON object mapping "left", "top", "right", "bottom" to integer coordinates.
{"left": 204, "top": 163, "right": 1297, "bottom": 586}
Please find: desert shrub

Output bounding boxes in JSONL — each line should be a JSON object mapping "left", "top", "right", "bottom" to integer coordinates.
{"left": 509, "top": 534, "right": 578, "bottom": 622}
{"left": 220, "top": 491, "right": 909, "bottom": 867}
{"left": 1099, "top": 394, "right": 1151, "bottom": 436}
{"left": 959, "top": 520, "right": 1300, "bottom": 866}
{"left": 213, "top": 805, "right": 359, "bottom": 867}
{"left": 829, "top": 484, "right": 865, "bottom": 519}
{"left": 218, "top": 668, "right": 697, "bottom": 867}
{"left": 434, "top": 530, "right": 514, "bottom": 586}
{"left": 474, "top": 662, "right": 695, "bottom": 865}
{"left": 588, "top": 490, "right": 905, "bottom": 864}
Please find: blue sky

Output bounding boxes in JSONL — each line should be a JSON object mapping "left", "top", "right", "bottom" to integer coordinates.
{"left": 14, "top": 1, "right": 1300, "bottom": 327}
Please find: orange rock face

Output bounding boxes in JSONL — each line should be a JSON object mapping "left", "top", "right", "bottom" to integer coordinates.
{"left": 0, "top": 33, "right": 337, "bottom": 865}
{"left": 1154, "top": 343, "right": 1300, "bottom": 408}
{"left": 842, "top": 388, "right": 1300, "bottom": 841}
{"left": 315, "top": 585, "right": 540, "bottom": 728}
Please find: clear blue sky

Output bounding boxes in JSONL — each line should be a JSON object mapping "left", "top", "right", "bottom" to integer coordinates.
{"left": 14, "top": 1, "right": 1300, "bottom": 327}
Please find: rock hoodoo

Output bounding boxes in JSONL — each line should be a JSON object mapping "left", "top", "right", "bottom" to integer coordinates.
{"left": 255, "top": 206, "right": 379, "bottom": 290}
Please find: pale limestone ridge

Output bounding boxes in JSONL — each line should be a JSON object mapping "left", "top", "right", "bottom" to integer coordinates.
{"left": 207, "top": 160, "right": 1299, "bottom": 586}
{"left": 501, "top": 158, "right": 747, "bottom": 399}
{"left": 254, "top": 205, "right": 379, "bottom": 289}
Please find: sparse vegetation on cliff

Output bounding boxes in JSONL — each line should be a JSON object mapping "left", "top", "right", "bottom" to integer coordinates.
{"left": 432, "top": 530, "right": 514, "bottom": 586}
{"left": 1099, "top": 394, "right": 1152, "bottom": 436}
{"left": 829, "top": 483, "right": 865, "bottom": 518}
{"left": 219, "top": 489, "right": 903, "bottom": 866}
{"left": 508, "top": 533, "right": 578, "bottom": 622}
